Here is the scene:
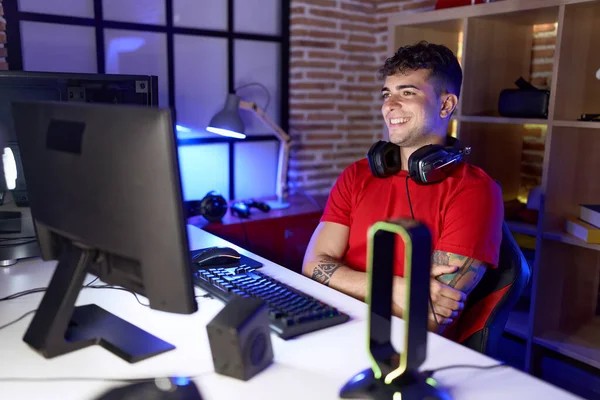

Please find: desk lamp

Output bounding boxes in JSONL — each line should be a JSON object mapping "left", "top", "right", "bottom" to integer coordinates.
{"left": 339, "top": 218, "right": 451, "bottom": 400}
{"left": 208, "top": 91, "right": 291, "bottom": 209}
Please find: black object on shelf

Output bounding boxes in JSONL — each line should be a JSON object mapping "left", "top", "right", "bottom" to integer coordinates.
{"left": 579, "top": 113, "right": 600, "bottom": 122}
{"left": 498, "top": 77, "right": 549, "bottom": 119}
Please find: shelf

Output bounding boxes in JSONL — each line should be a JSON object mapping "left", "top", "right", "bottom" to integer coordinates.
{"left": 459, "top": 115, "right": 549, "bottom": 125}
{"left": 541, "top": 126, "right": 600, "bottom": 232}
{"left": 542, "top": 230, "right": 600, "bottom": 251}
{"left": 386, "top": 0, "right": 600, "bottom": 379}
{"left": 506, "top": 220, "right": 538, "bottom": 236}
{"left": 459, "top": 122, "right": 525, "bottom": 202}
{"left": 534, "top": 317, "right": 600, "bottom": 370}
{"left": 505, "top": 310, "right": 530, "bottom": 339}
{"left": 552, "top": 1, "right": 600, "bottom": 121}
{"left": 552, "top": 120, "right": 600, "bottom": 129}
{"left": 389, "top": 19, "right": 463, "bottom": 61}
{"left": 386, "top": 0, "right": 575, "bottom": 27}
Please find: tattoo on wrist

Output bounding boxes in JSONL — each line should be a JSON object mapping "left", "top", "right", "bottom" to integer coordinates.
{"left": 312, "top": 258, "right": 342, "bottom": 286}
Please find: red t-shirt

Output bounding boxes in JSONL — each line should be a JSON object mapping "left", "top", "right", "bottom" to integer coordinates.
{"left": 321, "top": 159, "right": 504, "bottom": 276}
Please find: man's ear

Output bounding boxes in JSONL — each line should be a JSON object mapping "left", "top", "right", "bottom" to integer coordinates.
{"left": 440, "top": 94, "right": 458, "bottom": 118}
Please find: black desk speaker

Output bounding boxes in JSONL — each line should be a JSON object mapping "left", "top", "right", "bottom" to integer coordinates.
{"left": 206, "top": 296, "right": 273, "bottom": 381}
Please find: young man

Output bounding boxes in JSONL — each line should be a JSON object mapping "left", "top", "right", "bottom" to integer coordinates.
{"left": 302, "top": 41, "right": 504, "bottom": 337}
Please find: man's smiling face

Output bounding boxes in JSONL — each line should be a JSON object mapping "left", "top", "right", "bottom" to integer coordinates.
{"left": 380, "top": 68, "right": 445, "bottom": 148}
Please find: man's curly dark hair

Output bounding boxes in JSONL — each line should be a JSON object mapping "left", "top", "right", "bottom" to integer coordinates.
{"left": 379, "top": 41, "right": 463, "bottom": 98}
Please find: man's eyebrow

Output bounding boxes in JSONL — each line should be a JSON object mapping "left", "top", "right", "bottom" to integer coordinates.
{"left": 381, "top": 84, "right": 420, "bottom": 93}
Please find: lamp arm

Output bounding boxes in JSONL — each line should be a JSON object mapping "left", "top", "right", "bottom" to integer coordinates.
{"left": 239, "top": 100, "right": 291, "bottom": 143}
{"left": 239, "top": 100, "right": 292, "bottom": 204}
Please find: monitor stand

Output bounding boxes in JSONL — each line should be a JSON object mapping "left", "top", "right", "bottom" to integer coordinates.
{"left": 23, "top": 243, "right": 176, "bottom": 363}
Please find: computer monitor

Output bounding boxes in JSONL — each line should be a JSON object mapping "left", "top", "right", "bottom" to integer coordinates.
{"left": 0, "top": 71, "right": 158, "bottom": 265}
{"left": 10, "top": 100, "right": 197, "bottom": 363}
{"left": 0, "top": 70, "right": 159, "bottom": 206}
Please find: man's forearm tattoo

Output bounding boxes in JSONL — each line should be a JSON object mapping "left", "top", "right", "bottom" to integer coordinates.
{"left": 312, "top": 258, "right": 342, "bottom": 286}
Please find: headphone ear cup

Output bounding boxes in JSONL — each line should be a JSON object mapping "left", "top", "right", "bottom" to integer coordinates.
{"left": 199, "top": 192, "right": 228, "bottom": 222}
{"left": 408, "top": 144, "right": 445, "bottom": 184}
{"left": 367, "top": 141, "right": 401, "bottom": 178}
{"left": 409, "top": 144, "right": 465, "bottom": 185}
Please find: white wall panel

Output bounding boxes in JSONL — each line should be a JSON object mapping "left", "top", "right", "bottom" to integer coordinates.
{"left": 104, "top": 29, "right": 169, "bottom": 107}
{"left": 103, "top": 0, "right": 166, "bottom": 25}
{"left": 174, "top": 35, "right": 228, "bottom": 138}
{"left": 21, "top": 22, "right": 97, "bottom": 73}
{"left": 173, "top": 0, "right": 227, "bottom": 31}
{"left": 178, "top": 144, "right": 230, "bottom": 202}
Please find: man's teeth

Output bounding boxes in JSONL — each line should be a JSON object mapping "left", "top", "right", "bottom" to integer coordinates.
{"left": 390, "top": 118, "right": 409, "bottom": 124}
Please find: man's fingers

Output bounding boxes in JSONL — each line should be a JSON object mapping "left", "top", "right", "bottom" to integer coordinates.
{"left": 434, "top": 296, "right": 464, "bottom": 312}
{"left": 431, "top": 264, "right": 458, "bottom": 277}
{"left": 438, "top": 285, "right": 466, "bottom": 302}
{"left": 430, "top": 302, "right": 459, "bottom": 318}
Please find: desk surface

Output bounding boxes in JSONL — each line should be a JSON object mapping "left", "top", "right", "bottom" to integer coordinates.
{"left": 0, "top": 226, "right": 582, "bottom": 400}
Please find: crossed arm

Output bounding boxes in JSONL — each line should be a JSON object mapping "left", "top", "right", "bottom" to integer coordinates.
{"left": 429, "top": 250, "right": 490, "bottom": 333}
{"left": 302, "top": 222, "right": 490, "bottom": 333}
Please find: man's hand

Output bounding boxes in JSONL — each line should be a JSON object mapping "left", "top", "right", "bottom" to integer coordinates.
{"left": 429, "top": 265, "right": 465, "bottom": 327}
{"left": 428, "top": 250, "right": 490, "bottom": 333}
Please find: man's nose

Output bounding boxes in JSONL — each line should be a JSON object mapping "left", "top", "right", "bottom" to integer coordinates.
{"left": 385, "top": 97, "right": 402, "bottom": 112}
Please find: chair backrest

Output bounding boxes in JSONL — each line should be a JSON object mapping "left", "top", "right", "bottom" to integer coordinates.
{"left": 450, "top": 221, "right": 531, "bottom": 356}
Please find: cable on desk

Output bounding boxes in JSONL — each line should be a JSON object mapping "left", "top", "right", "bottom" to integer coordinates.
{"left": 0, "top": 372, "right": 213, "bottom": 383}
{"left": 0, "top": 276, "right": 99, "bottom": 302}
{"left": 0, "top": 309, "right": 36, "bottom": 331}
{"left": 423, "top": 362, "right": 508, "bottom": 378}
{"left": 85, "top": 284, "right": 150, "bottom": 307}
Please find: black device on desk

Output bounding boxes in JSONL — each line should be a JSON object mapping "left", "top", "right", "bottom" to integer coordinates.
{"left": 96, "top": 377, "right": 203, "bottom": 400}
{"left": 11, "top": 101, "right": 197, "bottom": 363}
{"left": 192, "top": 248, "right": 350, "bottom": 339}
{"left": 230, "top": 199, "right": 270, "bottom": 218}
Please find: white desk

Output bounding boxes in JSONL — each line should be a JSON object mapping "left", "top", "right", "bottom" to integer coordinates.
{"left": 0, "top": 225, "right": 582, "bottom": 400}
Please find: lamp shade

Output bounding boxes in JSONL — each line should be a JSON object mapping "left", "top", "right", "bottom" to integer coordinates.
{"left": 207, "top": 93, "right": 246, "bottom": 139}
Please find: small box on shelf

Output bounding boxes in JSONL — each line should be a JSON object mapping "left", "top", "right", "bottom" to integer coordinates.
{"left": 565, "top": 218, "right": 600, "bottom": 245}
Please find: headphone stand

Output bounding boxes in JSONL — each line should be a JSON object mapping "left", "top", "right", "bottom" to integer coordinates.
{"left": 339, "top": 218, "right": 452, "bottom": 400}
{"left": 339, "top": 366, "right": 448, "bottom": 400}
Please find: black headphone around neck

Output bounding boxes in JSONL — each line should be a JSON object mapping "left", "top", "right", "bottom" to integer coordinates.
{"left": 184, "top": 191, "right": 228, "bottom": 222}
{"left": 367, "top": 136, "right": 471, "bottom": 184}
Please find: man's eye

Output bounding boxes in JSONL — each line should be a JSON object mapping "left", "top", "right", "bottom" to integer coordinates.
{"left": 403, "top": 91, "right": 414, "bottom": 96}
{"left": 381, "top": 93, "right": 390, "bottom": 99}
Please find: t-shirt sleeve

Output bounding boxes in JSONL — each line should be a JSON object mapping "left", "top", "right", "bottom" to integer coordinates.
{"left": 320, "top": 164, "right": 356, "bottom": 227}
{"left": 435, "top": 178, "right": 504, "bottom": 268}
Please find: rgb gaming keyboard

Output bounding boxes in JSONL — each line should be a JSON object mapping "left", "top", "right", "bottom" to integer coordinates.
{"left": 194, "top": 265, "right": 350, "bottom": 339}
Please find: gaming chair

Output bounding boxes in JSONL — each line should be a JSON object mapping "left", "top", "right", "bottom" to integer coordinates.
{"left": 446, "top": 220, "right": 531, "bottom": 356}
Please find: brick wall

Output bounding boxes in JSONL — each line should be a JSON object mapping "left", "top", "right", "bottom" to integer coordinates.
{"left": 519, "top": 23, "right": 557, "bottom": 201}
{"left": 0, "top": 0, "right": 6, "bottom": 70}
{"left": 288, "top": 0, "right": 438, "bottom": 195}
{"left": 288, "top": 0, "right": 556, "bottom": 203}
